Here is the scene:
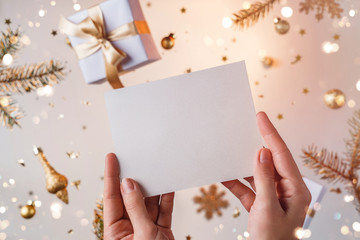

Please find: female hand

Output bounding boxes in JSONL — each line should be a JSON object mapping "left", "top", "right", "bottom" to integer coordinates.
{"left": 104, "top": 153, "right": 175, "bottom": 240}
{"left": 223, "top": 112, "right": 311, "bottom": 240}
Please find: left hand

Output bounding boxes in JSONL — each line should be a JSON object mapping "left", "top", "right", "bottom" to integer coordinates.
{"left": 104, "top": 153, "right": 175, "bottom": 240}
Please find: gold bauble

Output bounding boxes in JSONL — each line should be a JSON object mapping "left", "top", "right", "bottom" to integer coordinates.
{"left": 33, "top": 146, "right": 69, "bottom": 204}
{"left": 161, "top": 33, "right": 175, "bottom": 50}
{"left": 324, "top": 89, "right": 345, "bottom": 109}
{"left": 262, "top": 56, "right": 274, "bottom": 68}
{"left": 274, "top": 18, "right": 290, "bottom": 35}
{"left": 20, "top": 204, "right": 36, "bottom": 219}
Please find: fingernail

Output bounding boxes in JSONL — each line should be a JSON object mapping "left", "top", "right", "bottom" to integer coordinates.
{"left": 260, "top": 148, "right": 271, "bottom": 163}
{"left": 121, "top": 178, "right": 135, "bottom": 194}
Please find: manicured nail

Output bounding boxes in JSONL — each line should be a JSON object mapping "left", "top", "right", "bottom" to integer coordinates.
{"left": 121, "top": 178, "right": 135, "bottom": 194}
{"left": 260, "top": 148, "right": 271, "bottom": 163}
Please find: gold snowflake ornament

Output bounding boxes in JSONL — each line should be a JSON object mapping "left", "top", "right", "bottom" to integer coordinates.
{"left": 299, "top": 0, "right": 343, "bottom": 21}
{"left": 193, "top": 184, "right": 229, "bottom": 220}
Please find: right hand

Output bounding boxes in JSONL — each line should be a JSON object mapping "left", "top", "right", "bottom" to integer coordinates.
{"left": 222, "top": 112, "right": 311, "bottom": 240}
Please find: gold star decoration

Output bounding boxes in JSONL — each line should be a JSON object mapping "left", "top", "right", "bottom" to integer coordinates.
{"left": 185, "top": 68, "right": 191, "bottom": 73}
{"left": 193, "top": 184, "right": 229, "bottom": 220}
{"left": 303, "top": 88, "right": 309, "bottom": 94}
{"left": 277, "top": 114, "right": 283, "bottom": 120}
{"left": 333, "top": 34, "right": 340, "bottom": 40}
{"left": 299, "top": 29, "right": 306, "bottom": 35}
{"left": 186, "top": 235, "right": 192, "bottom": 240}
{"left": 291, "top": 55, "right": 302, "bottom": 64}
{"left": 180, "top": 7, "right": 187, "bottom": 14}
{"left": 5, "top": 19, "right": 11, "bottom": 25}
{"left": 222, "top": 56, "right": 228, "bottom": 62}
{"left": 146, "top": 2, "right": 151, "bottom": 7}
{"left": 51, "top": 30, "right": 57, "bottom": 36}
{"left": 71, "top": 180, "right": 81, "bottom": 190}
{"left": 254, "top": 81, "right": 259, "bottom": 86}
{"left": 66, "top": 151, "right": 80, "bottom": 159}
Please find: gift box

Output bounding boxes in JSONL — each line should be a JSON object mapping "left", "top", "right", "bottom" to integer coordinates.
{"left": 303, "top": 177, "right": 327, "bottom": 229}
{"left": 60, "top": 0, "right": 160, "bottom": 87}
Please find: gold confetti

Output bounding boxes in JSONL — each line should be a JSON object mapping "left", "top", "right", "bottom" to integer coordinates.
{"left": 222, "top": 56, "right": 228, "bottom": 62}
{"left": 146, "top": 2, "right": 151, "bottom": 7}
{"left": 277, "top": 114, "right": 283, "bottom": 120}
{"left": 330, "top": 188, "right": 342, "bottom": 194}
{"left": 68, "top": 229, "right": 73, "bottom": 234}
{"left": 185, "top": 68, "right": 192, "bottom": 73}
{"left": 193, "top": 184, "right": 229, "bottom": 220}
{"left": 5, "top": 19, "right": 11, "bottom": 25}
{"left": 333, "top": 34, "right": 340, "bottom": 40}
{"left": 186, "top": 235, "right": 192, "bottom": 240}
{"left": 291, "top": 55, "right": 302, "bottom": 64}
{"left": 233, "top": 207, "right": 241, "bottom": 218}
{"left": 180, "top": 7, "right": 187, "bottom": 14}
{"left": 80, "top": 100, "right": 91, "bottom": 106}
{"left": 51, "top": 30, "right": 57, "bottom": 36}
{"left": 232, "top": 38, "right": 237, "bottom": 43}
{"left": 299, "top": 29, "right": 306, "bottom": 35}
{"left": 66, "top": 152, "right": 80, "bottom": 159}
{"left": 71, "top": 180, "right": 81, "bottom": 190}
{"left": 258, "top": 94, "right": 264, "bottom": 98}
{"left": 18, "top": 159, "right": 25, "bottom": 167}
{"left": 48, "top": 103, "right": 55, "bottom": 108}
{"left": 303, "top": 88, "right": 309, "bottom": 94}
{"left": 82, "top": 125, "right": 87, "bottom": 130}
{"left": 255, "top": 81, "right": 259, "bottom": 86}
{"left": 65, "top": 37, "right": 72, "bottom": 47}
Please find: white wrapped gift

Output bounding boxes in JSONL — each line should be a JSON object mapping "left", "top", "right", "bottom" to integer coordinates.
{"left": 303, "top": 177, "right": 327, "bottom": 229}
{"left": 63, "top": 0, "right": 160, "bottom": 85}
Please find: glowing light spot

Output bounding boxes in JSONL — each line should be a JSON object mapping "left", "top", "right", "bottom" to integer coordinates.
{"left": 295, "top": 227, "right": 305, "bottom": 239}
{"left": 2, "top": 182, "right": 8, "bottom": 188}
{"left": 80, "top": 218, "right": 89, "bottom": 226}
{"left": 0, "top": 97, "right": 9, "bottom": 107}
{"left": 21, "top": 35, "right": 31, "bottom": 46}
{"left": 313, "top": 202, "right": 321, "bottom": 211}
{"left": 219, "top": 224, "right": 224, "bottom": 230}
{"left": 28, "top": 21, "right": 34, "bottom": 27}
{"left": 344, "top": 194, "right": 354, "bottom": 202}
{"left": 341, "top": 225, "right": 350, "bottom": 235}
{"left": 242, "top": 2, "right": 251, "bottom": 9}
{"left": 8, "top": 179, "right": 15, "bottom": 185}
{"left": 73, "top": 3, "right": 81, "bottom": 11}
{"left": 353, "top": 222, "right": 360, "bottom": 232}
{"left": 0, "top": 232, "right": 7, "bottom": 240}
{"left": 222, "top": 17, "right": 232, "bottom": 28}
{"left": 20, "top": 225, "right": 26, "bottom": 231}
{"left": 32, "top": 116, "right": 40, "bottom": 125}
{"left": 0, "top": 206, "right": 6, "bottom": 214}
{"left": 322, "top": 41, "right": 339, "bottom": 54}
{"left": 11, "top": 197, "right": 17, "bottom": 203}
{"left": 303, "top": 229, "right": 312, "bottom": 238}
{"left": 348, "top": 99, "right": 356, "bottom": 108}
{"left": 50, "top": 202, "right": 63, "bottom": 219}
{"left": 356, "top": 80, "right": 360, "bottom": 91}
{"left": 237, "top": 235, "right": 243, "bottom": 240}
{"left": 244, "top": 231, "right": 250, "bottom": 238}
{"left": 281, "top": 6, "right": 293, "bottom": 18}
{"left": 34, "top": 200, "right": 42, "bottom": 207}
{"left": 35, "top": 22, "right": 40, "bottom": 28}
{"left": 36, "top": 85, "right": 54, "bottom": 97}
{"left": 203, "top": 35, "right": 214, "bottom": 46}
{"left": 50, "top": 1, "right": 56, "bottom": 6}
{"left": 2, "top": 54, "right": 13, "bottom": 65}
{"left": 349, "top": 9, "right": 356, "bottom": 17}
{"left": 38, "top": 9, "right": 45, "bottom": 17}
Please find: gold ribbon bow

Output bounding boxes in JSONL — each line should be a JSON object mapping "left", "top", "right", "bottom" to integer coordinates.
{"left": 59, "top": 6, "right": 150, "bottom": 89}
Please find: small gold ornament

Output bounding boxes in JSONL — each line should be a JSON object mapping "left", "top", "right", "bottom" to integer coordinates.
{"left": 33, "top": 146, "right": 69, "bottom": 204}
{"left": 274, "top": 18, "right": 290, "bottom": 35}
{"left": 20, "top": 203, "right": 36, "bottom": 219}
{"left": 323, "top": 89, "right": 345, "bottom": 109}
{"left": 261, "top": 56, "right": 273, "bottom": 68}
{"left": 161, "top": 33, "right": 175, "bottom": 50}
{"left": 9, "top": 35, "right": 18, "bottom": 44}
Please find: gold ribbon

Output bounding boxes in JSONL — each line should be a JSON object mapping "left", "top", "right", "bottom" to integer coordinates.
{"left": 59, "top": 6, "right": 150, "bottom": 89}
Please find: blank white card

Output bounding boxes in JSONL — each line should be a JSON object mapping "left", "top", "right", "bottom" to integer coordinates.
{"left": 105, "top": 61, "right": 262, "bottom": 197}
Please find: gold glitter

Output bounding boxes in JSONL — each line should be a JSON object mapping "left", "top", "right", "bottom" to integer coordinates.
{"left": 222, "top": 56, "right": 228, "bottom": 62}
{"left": 51, "top": 30, "right": 57, "bottom": 36}
{"left": 146, "top": 2, "right": 151, "bottom": 7}
{"left": 71, "top": 180, "right": 81, "bottom": 190}
{"left": 185, "top": 68, "right": 192, "bottom": 73}
{"left": 333, "top": 34, "right": 340, "bottom": 40}
{"left": 291, "top": 55, "right": 302, "bottom": 64}
{"left": 233, "top": 207, "right": 241, "bottom": 218}
{"left": 303, "top": 88, "right": 309, "bottom": 94}
{"left": 180, "top": 7, "right": 187, "bottom": 14}
{"left": 68, "top": 229, "right": 73, "bottom": 234}
{"left": 18, "top": 159, "right": 25, "bottom": 167}
{"left": 299, "top": 29, "right": 306, "bottom": 35}
{"left": 66, "top": 152, "right": 80, "bottom": 159}
{"left": 258, "top": 94, "right": 264, "bottom": 98}
{"left": 277, "top": 114, "right": 283, "bottom": 120}
{"left": 186, "top": 235, "right": 192, "bottom": 240}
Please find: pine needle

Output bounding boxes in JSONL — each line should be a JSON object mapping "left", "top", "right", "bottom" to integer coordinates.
{"left": 0, "top": 95, "right": 23, "bottom": 129}
{"left": 232, "top": 0, "right": 280, "bottom": 29}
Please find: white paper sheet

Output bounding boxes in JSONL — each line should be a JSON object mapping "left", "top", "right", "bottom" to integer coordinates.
{"left": 105, "top": 61, "right": 262, "bottom": 197}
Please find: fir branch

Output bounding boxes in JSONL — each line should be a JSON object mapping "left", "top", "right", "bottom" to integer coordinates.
{"left": 346, "top": 110, "right": 360, "bottom": 172}
{"left": 0, "top": 60, "right": 64, "bottom": 94}
{"left": 232, "top": 0, "right": 280, "bottom": 29}
{"left": 302, "top": 145, "right": 351, "bottom": 183}
{"left": 0, "top": 24, "right": 23, "bottom": 61}
{"left": 0, "top": 95, "right": 23, "bottom": 129}
{"left": 93, "top": 199, "right": 104, "bottom": 240}
{"left": 299, "top": 0, "right": 343, "bottom": 21}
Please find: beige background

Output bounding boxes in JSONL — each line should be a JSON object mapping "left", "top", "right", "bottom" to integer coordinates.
{"left": 0, "top": 0, "right": 359, "bottom": 239}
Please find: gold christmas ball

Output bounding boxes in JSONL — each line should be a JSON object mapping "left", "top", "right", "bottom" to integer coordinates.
{"left": 161, "top": 33, "right": 175, "bottom": 50}
{"left": 20, "top": 204, "right": 36, "bottom": 219}
{"left": 274, "top": 18, "right": 290, "bottom": 35}
{"left": 323, "top": 89, "right": 345, "bottom": 109}
{"left": 262, "top": 56, "right": 274, "bottom": 68}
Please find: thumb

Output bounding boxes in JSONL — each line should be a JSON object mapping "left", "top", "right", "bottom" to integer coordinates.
{"left": 121, "top": 178, "right": 155, "bottom": 234}
{"left": 253, "top": 148, "right": 278, "bottom": 203}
